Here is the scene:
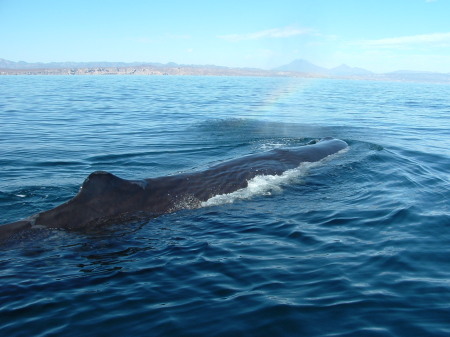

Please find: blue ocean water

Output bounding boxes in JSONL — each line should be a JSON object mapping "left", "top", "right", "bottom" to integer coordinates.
{"left": 0, "top": 75, "right": 449, "bottom": 336}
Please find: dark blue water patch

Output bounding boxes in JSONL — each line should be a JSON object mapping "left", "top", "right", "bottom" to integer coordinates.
{"left": 31, "top": 160, "right": 85, "bottom": 168}
{"left": 1, "top": 196, "right": 449, "bottom": 337}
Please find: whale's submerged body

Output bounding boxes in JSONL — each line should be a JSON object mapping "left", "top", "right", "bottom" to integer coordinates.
{"left": 0, "top": 138, "right": 347, "bottom": 241}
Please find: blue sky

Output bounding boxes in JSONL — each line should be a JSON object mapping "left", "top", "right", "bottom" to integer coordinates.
{"left": 1, "top": 0, "right": 450, "bottom": 72}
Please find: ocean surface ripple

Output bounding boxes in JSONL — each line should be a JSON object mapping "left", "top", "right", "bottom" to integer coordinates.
{"left": 0, "top": 76, "right": 449, "bottom": 336}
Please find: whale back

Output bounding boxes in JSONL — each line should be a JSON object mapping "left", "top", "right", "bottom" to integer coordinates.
{"left": 76, "top": 171, "right": 143, "bottom": 201}
{"left": 1, "top": 137, "right": 348, "bottom": 239}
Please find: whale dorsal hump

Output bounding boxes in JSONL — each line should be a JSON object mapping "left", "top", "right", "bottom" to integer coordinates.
{"left": 77, "top": 171, "right": 133, "bottom": 199}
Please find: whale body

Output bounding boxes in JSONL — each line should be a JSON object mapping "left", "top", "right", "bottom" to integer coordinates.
{"left": 0, "top": 138, "right": 347, "bottom": 242}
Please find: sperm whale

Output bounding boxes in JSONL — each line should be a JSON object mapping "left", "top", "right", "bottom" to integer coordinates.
{"left": 0, "top": 138, "right": 347, "bottom": 242}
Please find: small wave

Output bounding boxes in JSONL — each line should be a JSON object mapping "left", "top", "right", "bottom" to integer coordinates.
{"left": 34, "top": 160, "right": 84, "bottom": 167}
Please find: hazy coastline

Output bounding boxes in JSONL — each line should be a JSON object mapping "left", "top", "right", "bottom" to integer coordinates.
{"left": 2, "top": 60, "right": 449, "bottom": 83}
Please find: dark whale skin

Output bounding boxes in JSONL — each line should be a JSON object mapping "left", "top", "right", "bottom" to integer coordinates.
{"left": 0, "top": 138, "right": 347, "bottom": 241}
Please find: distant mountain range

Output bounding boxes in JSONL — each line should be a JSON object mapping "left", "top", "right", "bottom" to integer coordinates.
{"left": 1, "top": 58, "right": 449, "bottom": 83}
{"left": 274, "top": 59, "right": 450, "bottom": 82}
{"left": 0, "top": 58, "right": 170, "bottom": 70}
{"left": 274, "top": 59, "right": 374, "bottom": 77}
{"left": 273, "top": 58, "right": 450, "bottom": 81}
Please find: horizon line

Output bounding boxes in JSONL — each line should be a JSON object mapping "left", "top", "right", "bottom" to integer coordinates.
{"left": 1, "top": 57, "right": 450, "bottom": 76}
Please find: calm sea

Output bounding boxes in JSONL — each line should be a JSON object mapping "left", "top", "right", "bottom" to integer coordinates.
{"left": 1, "top": 76, "right": 449, "bottom": 336}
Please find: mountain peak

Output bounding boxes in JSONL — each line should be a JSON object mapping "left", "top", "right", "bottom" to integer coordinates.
{"left": 329, "top": 64, "right": 373, "bottom": 76}
{"left": 274, "top": 59, "right": 328, "bottom": 74}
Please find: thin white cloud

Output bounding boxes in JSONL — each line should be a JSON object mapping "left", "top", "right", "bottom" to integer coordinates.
{"left": 361, "top": 32, "right": 450, "bottom": 48}
{"left": 218, "top": 26, "right": 310, "bottom": 42}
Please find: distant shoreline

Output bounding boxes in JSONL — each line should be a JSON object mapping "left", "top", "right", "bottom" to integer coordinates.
{"left": 0, "top": 65, "right": 321, "bottom": 78}
{"left": 1, "top": 65, "right": 449, "bottom": 83}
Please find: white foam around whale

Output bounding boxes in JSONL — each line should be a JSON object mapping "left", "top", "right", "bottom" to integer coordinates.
{"left": 200, "top": 161, "right": 316, "bottom": 207}
{"left": 201, "top": 148, "right": 348, "bottom": 208}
